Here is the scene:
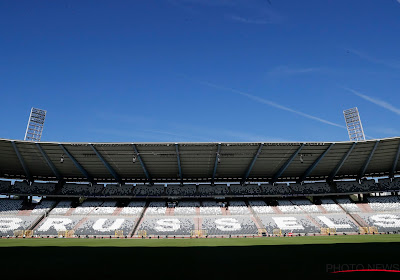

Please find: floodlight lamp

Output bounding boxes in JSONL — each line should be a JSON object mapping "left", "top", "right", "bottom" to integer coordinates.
{"left": 299, "top": 154, "right": 304, "bottom": 164}
{"left": 217, "top": 153, "right": 221, "bottom": 163}
{"left": 132, "top": 155, "right": 137, "bottom": 163}
{"left": 60, "top": 154, "right": 64, "bottom": 163}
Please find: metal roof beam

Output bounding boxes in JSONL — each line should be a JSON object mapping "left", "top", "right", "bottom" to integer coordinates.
{"left": 89, "top": 144, "right": 122, "bottom": 185}
{"left": 11, "top": 141, "right": 33, "bottom": 182}
{"left": 175, "top": 143, "right": 183, "bottom": 184}
{"left": 59, "top": 144, "right": 93, "bottom": 183}
{"left": 390, "top": 141, "right": 400, "bottom": 178}
{"left": 241, "top": 143, "right": 264, "bottom": 185}
{"left": 132, "top": 144, "right": 153, "bottom": 185}
{"left": 327, "top": 142, "right": 356, "bottom": 182}
{"left": 36, "top": 143, "right": 61, "bottom": 180}
{"left": 271, "top": 143, "right": 304, "bottom": 183}
{"left": 298, "top": 143, "right": 335, "bottom": 183}
{"left": 211, "top": 143, "right": 221, "bottom": 185}
{"left": 358, "top": 140, "right": 380, "bottom": 179}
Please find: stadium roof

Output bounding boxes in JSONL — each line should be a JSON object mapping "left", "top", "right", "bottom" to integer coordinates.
{"left": 1, "top": 137, "right": 400, "bottom": 184}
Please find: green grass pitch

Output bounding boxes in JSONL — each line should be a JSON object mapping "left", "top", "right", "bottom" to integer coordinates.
{"left": 1, "top": 235, "right": 400, "bottom": 278}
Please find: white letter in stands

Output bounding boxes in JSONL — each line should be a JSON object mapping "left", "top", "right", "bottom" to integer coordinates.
{"left": 215, "top": 218, "right": 241, "bottom": 231}
{"left": 37, "top": 218, "right": 72, "bottom": 232}
{"left": 272, "top": 217, "right": 304, "bottom": 230}
{"left": 93, "top": 218, "right": 125, "bottom": 232}
{"left": 0, "top": 218, "right": 23, "bottom": 232}
{"left": 154, "top": 219, "right": 180, "bottom": 232}
{"left": 370, "top": 214, "right": 400, "bottom": 228}
{"left": 317, "top": 216, "right": 351, "bottom": 229}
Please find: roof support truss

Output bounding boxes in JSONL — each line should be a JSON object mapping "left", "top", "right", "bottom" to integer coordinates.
{"left": 36, "top": 143, "right": 61, "bottom": 180}
{"left": 358, "top": 140, "right": 380, "bottom": 179}
{"left": 132, "top": 144, "right": 152, "bottom": 185}
{"left": 241, "top": 143, "right": 264, "bottom": 185}
{"left": 59, "top": 144, "right": 93, "bottom": 183}
{"left": 211, "top": 143, "right": 221, "bottom": 185}
{"left": 175, "top": 143, "right": 183, "bottom": 183}
{"left": 11, "top": 141, "right": 32, "bottom": 182}
{"left": 298, "top": 143, "right": 335, "bottom": 183}
{"left": 271, "top": 143, "right": 304, "bottom": 183}
{"left": 89, "top": 144, "right": 122, "bottom": 185}
{"left": 327, "top": 142, "right": 356, "bottom": 182}
{"left": 390, "top": 140, "right": 400, "bottom": 178}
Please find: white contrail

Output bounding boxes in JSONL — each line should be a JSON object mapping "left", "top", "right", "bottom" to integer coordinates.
{"left": 345, "top": 87, "right": 400, "bottom": 116}
{"left": 196, "top": 79, "right": 346, "bottom": 129}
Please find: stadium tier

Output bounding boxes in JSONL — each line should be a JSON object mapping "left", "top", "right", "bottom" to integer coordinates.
{"left": 1, "top": 196, "right": 400, "bottom": 237}
{"left": 1, "top": 137, "right": 400, "bottom": 238}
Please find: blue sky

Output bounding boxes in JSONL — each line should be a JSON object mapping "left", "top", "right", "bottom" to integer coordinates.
{"left": 1, "top": 0, "right": 400, "bottom": 143}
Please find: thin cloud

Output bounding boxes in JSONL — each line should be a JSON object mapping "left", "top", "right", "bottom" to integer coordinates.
{"left": 344, "top": 87, "right": 400, "bottom": 116}
{"left": 179, "top": 75, "right": 346, "bottom": 129}
{"left": 229, "top": 15, "right": 270, "bottom": 25}
{"left": 268, "top": 66, "right": 323, "bottom": 75}
{"left": 346, "top": 48, "right": 400, "bottom": 70}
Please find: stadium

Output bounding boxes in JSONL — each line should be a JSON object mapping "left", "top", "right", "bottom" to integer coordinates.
{"left": 1, "top": 137, "right": 400, "bottom": 276}
{"left": 2, "top": 1, "right": 400, "bottom": 277}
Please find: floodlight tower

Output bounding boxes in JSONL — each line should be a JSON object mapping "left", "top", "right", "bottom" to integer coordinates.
{"left": 343, "top": 107, "right": 365, "bottom": 141}
{"left": 24, "top": 107, "right": 47, "bottom": 141}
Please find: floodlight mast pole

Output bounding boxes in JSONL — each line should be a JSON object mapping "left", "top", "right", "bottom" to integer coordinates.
{"left": 24, "top": 107, "right": 47, "bottom": 142}
{"left": 343, "top": 107, "right": 365, "bottom": 141}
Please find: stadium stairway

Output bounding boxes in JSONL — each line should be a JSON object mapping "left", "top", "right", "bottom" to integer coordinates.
{"left": 272, "top": 206, "right": 283, "bottom": 214}
{"left": 245, "top": 200, "right": 265, "bottom": 233}
{"left": 357, "top": 203, "right": 374, "bottom": 213}
{"left": 30, "top": 201, "right": 58, "bottom": 231}
{"left": 130, "top": 201, "right": 149, "bottom": 237}
{"left": 112, "top": 207, "right": 124, "bottom": 216}
{"left": 334, "top": 199, "right": 368, "bottom": 228}
{"left": 316, "top": 205, "right": 328, "bottom": 213}
{"left": 73, "top": 218, "right": 88, "bottom": 231}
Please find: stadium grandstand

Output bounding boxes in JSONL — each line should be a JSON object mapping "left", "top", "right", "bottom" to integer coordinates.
{"left": 1, "top": 137, "right": 400, "bottom": 238}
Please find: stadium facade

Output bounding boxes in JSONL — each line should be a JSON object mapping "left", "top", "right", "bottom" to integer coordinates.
{"left": 0, "top": 137, "right": 400, "bottom": 238}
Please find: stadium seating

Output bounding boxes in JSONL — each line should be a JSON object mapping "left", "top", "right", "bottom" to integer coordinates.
{"left": 133, "top": 185, "right": 165, "bottom": 196}
{"left": 103, "top": 184, "right": 133, "bottom": 196}
{"left": 74, "top": 216, "right": 136, "bottom": 236}
{"left": 174, "top": 201, "right": 199, "bottom": 215}
{"left": 336, "top": 198, "right": 361, "bottom": 212}
{"left": 201, "top": 216, "right": 258, "bottom": 236}
{"left": 290, "top": 199, "right": 321, "bottom": 213}
{"left": 248, "top": 200, "right": 274, "bottom": 214}
{"left": 229, "top": 184, "right": 261, "bottom": 195}
{"left": 0, "top": 216, "right": 39, "bottom": 236}
{"left": 137, "top": 216, "right": 195, "bottom": 236}
{"left": 335, "top": 179, "right": 379, "bottom": 193}
{"left": 367, "top": 196, "right": 400, "bottom": 212}
{"left": 260, "top": 183, "right": 291, "bottom": 196}
{"left": 358, "top": 213, "right": 400, "bottom": 232}
{"left": 258, "top": 215, "right": 320, "bottom": 234}
{"left": 91, "top": 201, "right": 117, "bottom": 215}
{"left": 0, "top": 199, "right": 23, "bottom": 215}
{"left": 319, "top": 198, "right": 344, "bottom": 213}
{"left": 145, "top": 201, "right": 167, "bottom": 215}
{"left": 228, "top": 200, "right": 250, "bottom": 215}
{"left": 199, "top": 201, "right": 223, "bottom": 215}
{"left": 165, "top": 185, "right": 197, "bottom": 196}
{"left": 0, "top": 180, "right": 11, "bottom": 193}
{"left": 277, "top": 199, "right": 303, "bottom": 214}
{"left": 49, "top": 200, "right": 73, "bottom": 215}
{"left": 311, "top": 214, "right": 359, "bottom": 232}
{"left": 198, "top": 184, "right": 230, "bottom": 196}
{"left": 289, "top": 182, "right": 331, "bottom": 194}
{"left": 31, "top": 200, "right": 57, "bottom": 215}
{"left": 61, "top": 184, "right": 104, "bottom": 196}
{"left": 378, "top": 177, "right": 400, "bottom": 191}
{"left": 119, "top": 201, "right": 146, "bottom": 216}
{"left": 72, "top": 200, "right": 103, "bottom": 215}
